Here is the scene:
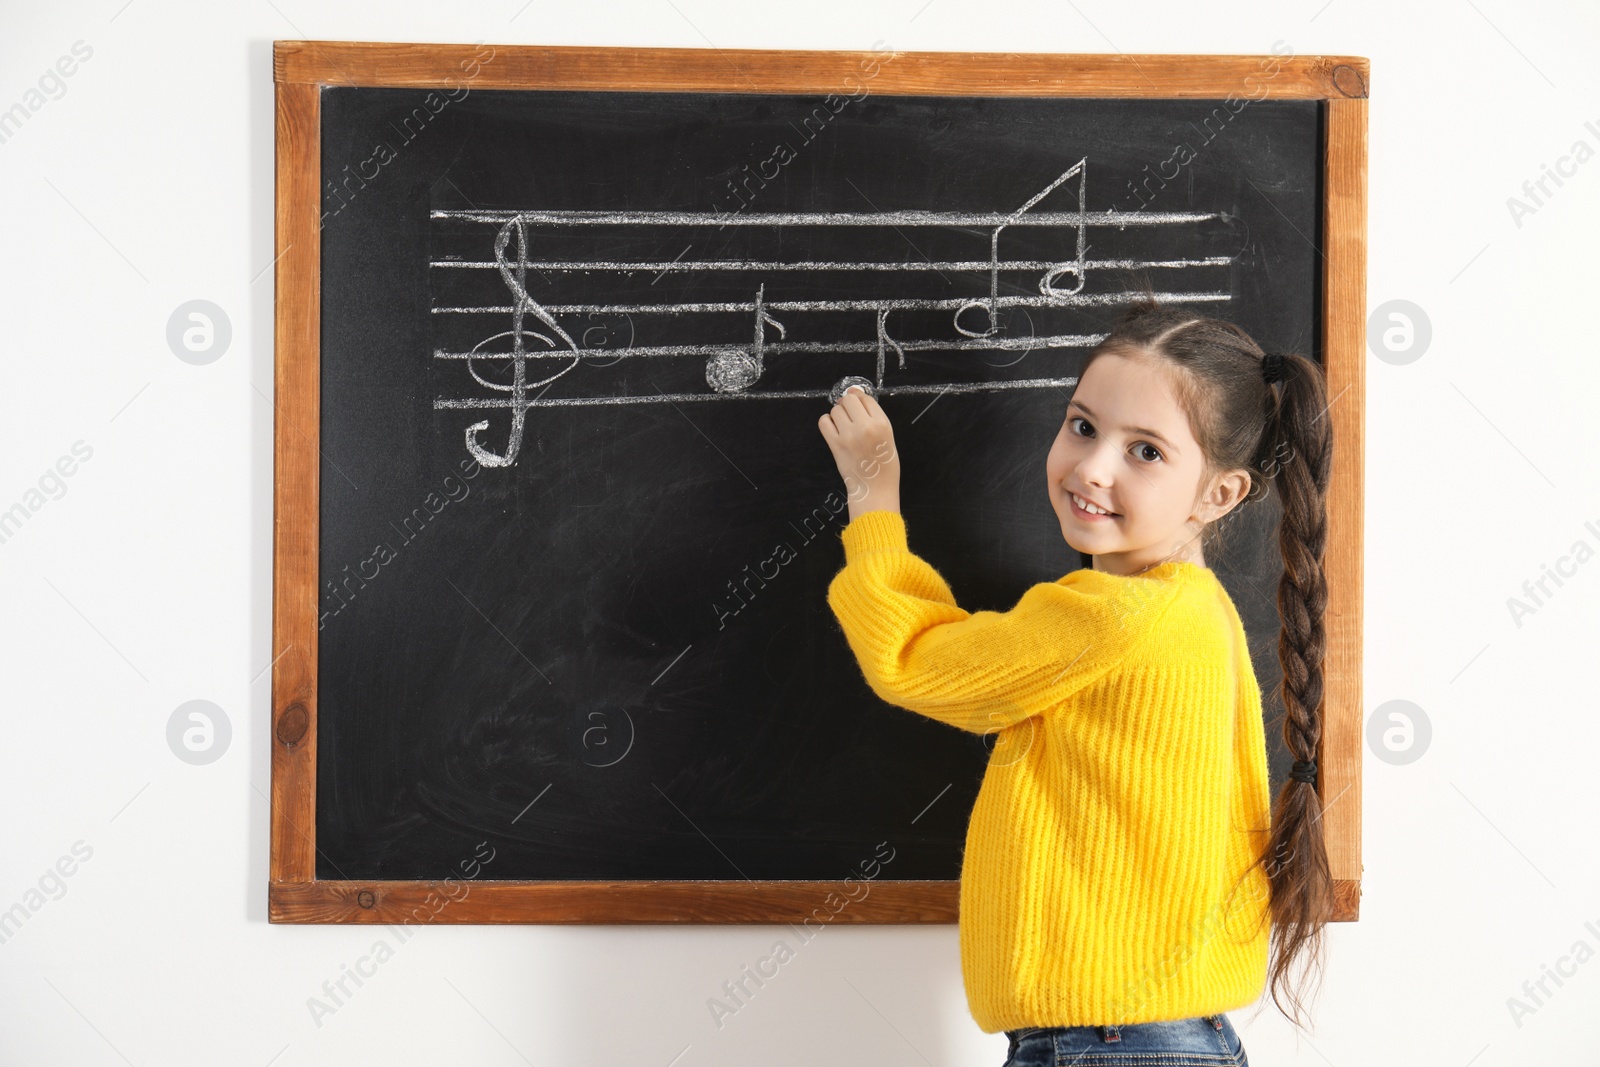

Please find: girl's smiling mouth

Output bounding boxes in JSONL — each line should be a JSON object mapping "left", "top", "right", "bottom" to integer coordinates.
{"left": 1068, "top": 491, "right": 1119, "bottom": 520}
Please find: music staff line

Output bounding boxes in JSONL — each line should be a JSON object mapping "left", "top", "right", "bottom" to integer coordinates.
{"left": 434, "top": 375, "right": 1086, "bottom": 410}
{"left": 427, "top": 207, "right": 1216, "bottom": 227}
{"left": 429, "top": 288, "right": 1231, "bottom": 319}
{"left": 429, "top": 254, "right": 1231, "bottom": 276}
{"left": 434, "top": 329, "right": 1098, "bottom": 365}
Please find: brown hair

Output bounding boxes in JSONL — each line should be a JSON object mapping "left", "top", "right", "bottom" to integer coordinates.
{"left": 1082, "top": 289, "right": 1334, "bottom": 1031}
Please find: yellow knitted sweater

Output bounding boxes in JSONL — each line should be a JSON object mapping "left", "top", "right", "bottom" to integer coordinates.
{"left": 827, "top": 509, "right": 1272, "bottom": 1031}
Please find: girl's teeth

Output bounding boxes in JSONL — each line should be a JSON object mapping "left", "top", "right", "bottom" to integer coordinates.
{"left": 1074, "top": 493, "right": 1110, "bottom": 516}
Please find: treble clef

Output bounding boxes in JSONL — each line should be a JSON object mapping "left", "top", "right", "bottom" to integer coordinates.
{"left": 462, "top": 216, "right": 585, "bottom": 467}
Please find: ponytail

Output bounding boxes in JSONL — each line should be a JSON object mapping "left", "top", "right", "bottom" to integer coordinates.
{"left": 1253, "top": 348, "right": 1336, "bottom": 1030}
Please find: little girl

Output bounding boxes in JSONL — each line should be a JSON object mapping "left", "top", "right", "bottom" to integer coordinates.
{"left": 817, "top": 298, "right": 1335, "bottom": 1065}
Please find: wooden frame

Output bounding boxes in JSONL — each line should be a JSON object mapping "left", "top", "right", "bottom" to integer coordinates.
{"left": 271, "top": 42, "right": 1367, "bottom": 924}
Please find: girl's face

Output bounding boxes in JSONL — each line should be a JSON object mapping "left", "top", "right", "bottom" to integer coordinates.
{"left": 1045, "top": 351, "right": 1243, "bottom": 575}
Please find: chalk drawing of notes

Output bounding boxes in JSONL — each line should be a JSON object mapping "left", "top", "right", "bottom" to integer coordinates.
{"left": 429, "top": 158, "right": 1232, "bottom": 467}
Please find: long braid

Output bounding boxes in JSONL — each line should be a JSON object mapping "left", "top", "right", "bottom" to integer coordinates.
{"left": 1258, "top": 350, "right": 1336, "bottom": 1029}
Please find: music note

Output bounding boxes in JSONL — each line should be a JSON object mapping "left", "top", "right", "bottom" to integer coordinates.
{"left": 430, "top": 157, "right": 1233, "bottom": 466}
{"left": 706, "top": 282, "right": 784, "bottom": 395}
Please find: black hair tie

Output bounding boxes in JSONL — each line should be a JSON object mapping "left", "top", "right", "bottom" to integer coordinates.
{"left": 1289, "top": 759, "right": 1318, "bottom": 784}
{"left": 1261, "top": 352, "right": 1290, "bottom": 384}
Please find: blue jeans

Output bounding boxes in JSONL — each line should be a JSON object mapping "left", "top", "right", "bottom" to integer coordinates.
{"left": 1002, "top": 1014, "right": 1248, "bottom": 1066}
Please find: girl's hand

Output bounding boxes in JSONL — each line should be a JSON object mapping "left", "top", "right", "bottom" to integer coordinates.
{"left": 818, "top": 386, "right": 901, "bottom": 520}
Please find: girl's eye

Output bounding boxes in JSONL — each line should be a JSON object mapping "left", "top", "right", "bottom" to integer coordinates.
{"left": 1068, "top": 416, "right": 1091, "bottom": 437}
{"left": 1135, "top": 443, "right": 1164, "bottom": 463}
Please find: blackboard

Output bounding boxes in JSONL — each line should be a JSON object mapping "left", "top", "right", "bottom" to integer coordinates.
{"left": 271, "top": 43, "right": 1368, "bottom": 923}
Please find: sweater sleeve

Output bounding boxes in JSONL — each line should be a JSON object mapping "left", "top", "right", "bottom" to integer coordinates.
{"left": 826, "top": 509, "right": 1181, "bottom": 735}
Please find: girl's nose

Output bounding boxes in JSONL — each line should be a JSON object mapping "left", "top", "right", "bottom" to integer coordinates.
{"left": 1074, "top": 453, "right": 1115, "bottom": 488}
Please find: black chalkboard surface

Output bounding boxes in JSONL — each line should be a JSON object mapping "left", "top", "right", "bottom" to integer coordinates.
{"left": 312, "top": 84, "right": 1320, "bottom": 883}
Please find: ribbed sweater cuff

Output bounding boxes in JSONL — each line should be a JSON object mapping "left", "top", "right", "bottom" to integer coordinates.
{"left": 840, "top": 508, "right": 908, "bottom": 559}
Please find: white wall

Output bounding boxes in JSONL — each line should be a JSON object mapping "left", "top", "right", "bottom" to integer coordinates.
{"left": 2, "top": 2, "right": 1597, "bottom": 1064}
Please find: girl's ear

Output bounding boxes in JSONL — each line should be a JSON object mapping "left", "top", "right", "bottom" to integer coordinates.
{"left": 1198, "top": 468, "right": 1253, "bottom": 522}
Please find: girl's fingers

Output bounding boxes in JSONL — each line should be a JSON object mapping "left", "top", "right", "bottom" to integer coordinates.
{"left": 841, "top": 389, "right": 874, "bottom": 422}
{"left": 843, "top": 387, "right": 884, "bottom": 422}
{"left": 824, "top": 387, "right": 890, "bottom": 442}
